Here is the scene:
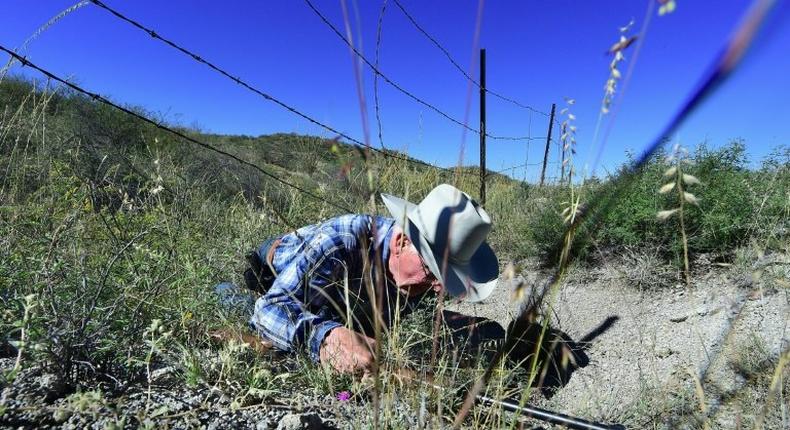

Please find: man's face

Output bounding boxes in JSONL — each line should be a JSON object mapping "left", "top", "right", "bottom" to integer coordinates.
{"left": 388, "top": 230, "right": 442, "bottom": 296}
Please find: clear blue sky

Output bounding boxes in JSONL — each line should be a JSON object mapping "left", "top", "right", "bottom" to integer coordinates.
{"left": 2, "top": 1, "right": 788, "bottom": 181}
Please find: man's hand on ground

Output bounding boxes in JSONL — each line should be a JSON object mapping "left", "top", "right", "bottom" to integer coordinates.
{"left": 320, "top": 327, "right": 375, "bottom": 375}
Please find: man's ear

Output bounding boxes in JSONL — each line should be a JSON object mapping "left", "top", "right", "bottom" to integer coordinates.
{"left": 391, "top": 230, "right": 411, "bottom": 255}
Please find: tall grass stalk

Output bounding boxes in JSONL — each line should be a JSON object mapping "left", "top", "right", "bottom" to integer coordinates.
{"left": 754, "top": 348, "right": 790, "bottom": 429}
{"left": 657, "top": 144, "right": 701, "bottom": 285}
{"left": 0, "top": 1, "right": 89, "bottom": 77}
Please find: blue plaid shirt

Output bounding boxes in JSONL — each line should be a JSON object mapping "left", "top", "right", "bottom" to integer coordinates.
{"left": 250, "top": 214, "right": 415, "bottom": 362}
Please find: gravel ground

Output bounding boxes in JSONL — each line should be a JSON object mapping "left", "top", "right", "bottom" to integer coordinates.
{"left": 2, "top": 254, "right": 787, "bottom": 429}
{"left": 0, "top": 358, "right": 423, "bottom": 429}
{"left": 450, "top": 253, "right": 790, "bottom": 429}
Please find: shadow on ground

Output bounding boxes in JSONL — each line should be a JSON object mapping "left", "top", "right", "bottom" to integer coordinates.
{"left": 443, "top": 311, "right": 619, "bottom": 398}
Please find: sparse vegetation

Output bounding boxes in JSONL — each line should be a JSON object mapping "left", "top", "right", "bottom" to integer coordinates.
{"left": 1, "top": 67, "right": 787, "bottom": 429}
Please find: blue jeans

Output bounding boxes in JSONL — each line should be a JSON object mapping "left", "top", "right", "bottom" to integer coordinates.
{"left": 214, "top": 282, "right": 255, "bottom": 320}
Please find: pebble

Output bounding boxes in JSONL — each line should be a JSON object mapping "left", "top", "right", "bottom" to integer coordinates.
{"left": 256, "top": 417, "right": 272, "bottom": 430}
{"left": 655, "top": 347, "right": 673, "bottom": 358}
{"left": 149, "top": 366, "right": 176, "bottom": 383}
{"left": 276, "top": 412, "right": 323, "bottom": 430}
{"left": 207, "top": 418, "right": 221, "bottom": 430}
{"left": 669, "top": 314, "right": 688, "bottom": 323}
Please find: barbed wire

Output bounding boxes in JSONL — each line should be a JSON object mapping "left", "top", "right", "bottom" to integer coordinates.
{"left": 488, "top": 134, "right": 548, "bottom": 141}
{"left": 87, "top": 0, "right": 461, "bottom": 175}
{"left": 303, "top": 0, "right": 473, "bottom": 134}
{"left": 495, "top": 160, "right": 557, "bottom": 174}
{"left": 303, "top": 0, "right": 540, "bottom": 142}
{"left": 391, "top": 0, "right": 551, "bottom": 118}
{"left": 0, "top": 46, "right": 355, "bottom": 214}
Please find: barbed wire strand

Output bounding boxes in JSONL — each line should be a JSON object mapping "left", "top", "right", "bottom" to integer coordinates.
{"left": 0, "top": 46, "right": 354, "bottom": 214}
{"left": 392, "top": 0, "right": 550, "bottom": 117}
{"left": 87, "top": 0, "right": 462, "bottom": 175}
{"left": 303, "top": 0, "right": 473, "bottom": 134}
{"left": 495, "top": 160, "right": 553, "bottom": 174}
{"left": 303, "top": 0, "right": 537, "bottom": 142}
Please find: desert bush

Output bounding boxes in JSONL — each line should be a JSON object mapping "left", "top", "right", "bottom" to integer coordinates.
{"left": 526, "top": 141, "right": 788, "bottom": 266}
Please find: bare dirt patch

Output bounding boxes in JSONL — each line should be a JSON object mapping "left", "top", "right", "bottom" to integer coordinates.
{"left": 449, "top": 253, "right": 789, "bottom": 428}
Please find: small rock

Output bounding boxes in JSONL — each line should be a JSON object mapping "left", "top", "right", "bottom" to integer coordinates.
{"left": 207, "top": 419, "right": 221, "bottom": 430}
{"left": 669, "top": 314, "right": 688, "bottom": 323}
{"left": 276, "top": 412, "right": 323, "bottom": 430}
{"left": 747, "top": 289, "right": 763, "bottom": 300}
{"left": 656, "top": 347, "right": 673, "bottom": 358}
{"left": 149, "top": 366, "right": 175, "bottom": 383}
{"left": 257, "top": 418, "right": 272, "bottom": 430}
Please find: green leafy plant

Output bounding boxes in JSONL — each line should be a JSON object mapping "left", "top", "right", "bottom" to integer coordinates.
{"left": 4, "top": 294, "right": 38, "bottom": 383}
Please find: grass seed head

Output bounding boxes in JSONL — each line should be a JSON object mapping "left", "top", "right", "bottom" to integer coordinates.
{"left": 659, "top": 182, "right": 675, "bottom": 194}
{"left": 657, "top": 208, "right": 679, "bottom": 221}
{"left": 683, "top": 192, "right": 700, "bottom": 206}
{"left": 682, "top": 173, "right": 701, "bottom": 186}
{"left": 659, "top": 0, "right": 677, "bottom": 17}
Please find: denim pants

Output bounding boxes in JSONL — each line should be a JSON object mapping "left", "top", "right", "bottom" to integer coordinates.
{"left": 214, "top": 282, "right": 256, "bottom": 320}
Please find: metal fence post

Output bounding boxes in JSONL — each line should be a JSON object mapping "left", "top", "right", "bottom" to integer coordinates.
{"left": 539, "top": 103, "right": 556, "bottom": 186}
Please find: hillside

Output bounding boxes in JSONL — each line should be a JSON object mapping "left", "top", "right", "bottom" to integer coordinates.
{"left": 1, "top": 77, "right": 788, "bottom": 429}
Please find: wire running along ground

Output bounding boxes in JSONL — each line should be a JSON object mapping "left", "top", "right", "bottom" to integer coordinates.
{"left": 392, "top": 0, "right": 551, "bottom": 118}
{"left": 86, "top": 0, "right": 463, "bottom": 176}
{"left": 0, "top": 46, "right": 354, "bottom": 214}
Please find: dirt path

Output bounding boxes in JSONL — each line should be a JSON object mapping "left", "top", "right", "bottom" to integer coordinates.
{"left": 449, "top": 256, "right": 789, "bottom": 428}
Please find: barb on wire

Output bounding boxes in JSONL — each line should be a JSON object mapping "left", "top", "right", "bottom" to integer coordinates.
{"left": 304, "top": 0, "right": 536, "bottom": 142}
{"left": 392, "top": 0, "right": 551, "bottom": 117}
{"left": 453, "top": 0, "right": 781, "bottom": 425}
{"left": 87, "top": 0, "right": 459, "bottom": 175}
{"left": 0, "top": 45, "right": 354, "bottom": 214}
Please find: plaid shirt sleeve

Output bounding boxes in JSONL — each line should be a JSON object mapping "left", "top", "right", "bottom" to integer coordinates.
{"left": 249, "top": 222, "right": 358, "bottom": 362}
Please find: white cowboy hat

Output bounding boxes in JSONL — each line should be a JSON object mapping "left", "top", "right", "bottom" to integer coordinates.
{"left": 381, "top": 184, "right": 499, "bottom": 302}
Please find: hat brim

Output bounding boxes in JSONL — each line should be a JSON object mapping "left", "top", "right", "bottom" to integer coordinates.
{"left": 381, "top": 193, "right": 499, "bottom": 302}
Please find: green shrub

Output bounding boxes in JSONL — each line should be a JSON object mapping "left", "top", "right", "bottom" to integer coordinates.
{"left": 524, "top": 141, "right": 788, "bottom": 265}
